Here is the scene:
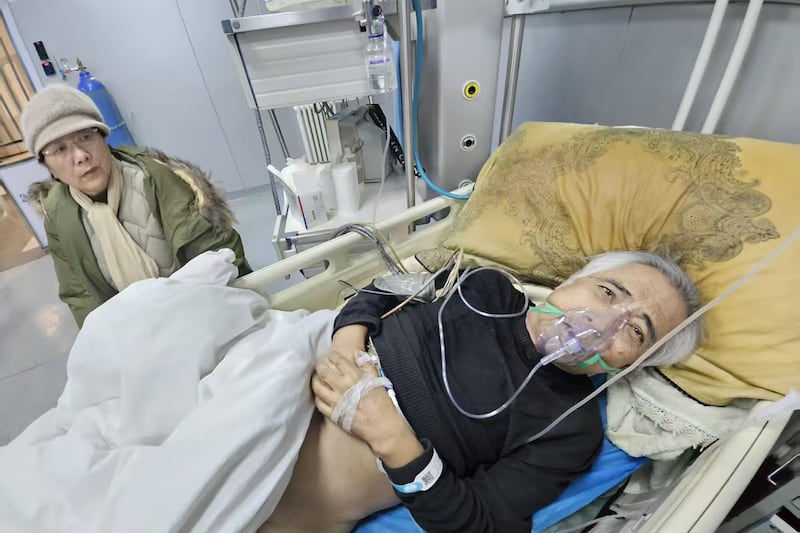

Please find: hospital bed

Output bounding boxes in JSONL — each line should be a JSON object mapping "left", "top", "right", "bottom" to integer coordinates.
{"left": 233, "top": 184, "right": 795, "bottom": 532}
{"left": 220, "top": 0, "right": 799, "bottom": 525}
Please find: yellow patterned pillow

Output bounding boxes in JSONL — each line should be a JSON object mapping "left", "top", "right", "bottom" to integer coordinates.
{"left": 431, "top": 122, "right": 799, "bottom": 406}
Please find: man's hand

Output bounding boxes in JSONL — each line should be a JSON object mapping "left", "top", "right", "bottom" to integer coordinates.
{"left": 312, "top": 344, "right": 423, "bottom": 468}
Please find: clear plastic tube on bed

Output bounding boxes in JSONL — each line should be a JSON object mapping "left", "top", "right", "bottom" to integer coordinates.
{"left": 438, "top": 267, "right": 538, "bottom": 420}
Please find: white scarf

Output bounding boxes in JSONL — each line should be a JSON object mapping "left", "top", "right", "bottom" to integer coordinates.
{"left": 70, "top": 160, "right": 159, "bottom": 291}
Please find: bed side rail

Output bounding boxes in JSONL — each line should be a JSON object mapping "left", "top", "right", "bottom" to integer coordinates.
{"left": 233, "top": 187, "right": 470, "bottom": 311}
{"left": 639, "top": 402, "right": 791, "bottom": 532}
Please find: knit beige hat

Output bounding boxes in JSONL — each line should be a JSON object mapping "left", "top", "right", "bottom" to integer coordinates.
{"left": 21, "top": 84, "right": 110, "bottom": 156}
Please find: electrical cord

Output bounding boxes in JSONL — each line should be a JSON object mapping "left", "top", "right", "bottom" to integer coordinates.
{"left": 333, "top": 223, "right": 407, "bottom": 275}
{"left": 372, "top": 103, "right": 393, "bottom": 226}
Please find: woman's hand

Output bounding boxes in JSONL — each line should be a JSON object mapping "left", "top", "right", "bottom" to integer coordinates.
{"left": 169, "top": 249, "right": 238, "bottom": 286}
{"left": 312, "top": 346, "right": 423, "bottom": 468}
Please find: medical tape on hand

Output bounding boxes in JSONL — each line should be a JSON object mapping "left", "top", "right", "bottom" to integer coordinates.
{"left": 330, "top": 375, "right": 393, "bottom": 433}
{"left": 355, "top": 350, "right": 380, "bottom": 369}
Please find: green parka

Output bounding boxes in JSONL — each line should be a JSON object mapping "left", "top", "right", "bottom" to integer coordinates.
{"left": 28, "top": 146, "right": 251, "bottom": 326}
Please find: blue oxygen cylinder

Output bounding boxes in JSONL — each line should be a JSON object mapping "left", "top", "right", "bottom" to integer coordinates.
{"left": 76, "top": 69, "right": 135, "bottom": 147}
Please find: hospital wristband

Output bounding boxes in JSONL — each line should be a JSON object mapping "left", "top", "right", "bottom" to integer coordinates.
{"left": 384, "top": 443, "right": 444, "bottom": 494}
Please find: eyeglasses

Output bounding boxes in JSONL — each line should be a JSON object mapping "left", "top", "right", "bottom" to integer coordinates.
{"left": 41, "top": 128, "right": 103, "bottom": 161}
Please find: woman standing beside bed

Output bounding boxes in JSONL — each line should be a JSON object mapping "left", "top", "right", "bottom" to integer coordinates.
{"left": 264, "top": 251, "right": 702, "bottom": 533}
{"left": 21, "top": 85, "right": 251, "bottom": 327}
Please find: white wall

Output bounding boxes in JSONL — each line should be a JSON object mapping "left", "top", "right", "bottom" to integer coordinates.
{"left": 511, "top": 3, "right": 800, "bottom": 143}
{"left": 6, "top": 0, "right": 305, "bottom": 194}
{"left": 8, "top": 1, "right": 799, "bottom": 231}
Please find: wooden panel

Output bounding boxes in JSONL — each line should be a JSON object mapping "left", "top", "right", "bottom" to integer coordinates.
{"left": 0, "top": 71, "right": 21, "bottom": 138}
{"left": 0, "top": 13, "right": 34, "bottom": 165}
{"left": 0, "top": 140, "right": 25, "bottom": 158}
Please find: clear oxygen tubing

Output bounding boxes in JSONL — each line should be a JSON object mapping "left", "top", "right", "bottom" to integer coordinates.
{"left": 439, "top": 267, "right": 647, "bottom": 419}
{"left": 438, "top": 266, "right": 544, "bottom": 420}
{"left": 440, "top": 266, "right": 645, "bottom": 419}
{"left": 519, "top": 228, "right": 800, "bottom": 446}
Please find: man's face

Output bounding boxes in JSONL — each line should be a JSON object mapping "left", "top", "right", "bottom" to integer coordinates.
{"left": 42, "top": 128, "right": 112, "bottom": 198}
{"left": 526, "top": 263, "right": 687, "bottom": 374}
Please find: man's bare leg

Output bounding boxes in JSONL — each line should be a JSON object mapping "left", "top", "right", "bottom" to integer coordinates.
{"left": 261, "top": 412, "right": 399, "bottom": 533}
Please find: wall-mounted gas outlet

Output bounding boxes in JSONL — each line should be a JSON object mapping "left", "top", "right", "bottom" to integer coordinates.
{"left": 463, "top": 81, "right": 480, "bottom": 100}
{"left": 460, "top": 134, "right": 477, "bottom": 151}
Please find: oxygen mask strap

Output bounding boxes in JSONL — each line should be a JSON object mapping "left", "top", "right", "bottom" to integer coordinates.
{"left": 577, "top": 353, "right": 621, "bottom": 373}
{"left": 529, "top": 302, "right": 564, "bottom": 315}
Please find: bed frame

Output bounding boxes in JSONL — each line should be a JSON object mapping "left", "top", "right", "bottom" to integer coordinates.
{"left": 234, "top": 188, "right": 469, "bottom": 312}
{"left": 233, "top": 189, "right": 791, "bottom": 532}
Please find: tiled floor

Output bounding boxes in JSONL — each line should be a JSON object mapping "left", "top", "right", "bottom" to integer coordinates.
{"left": 0, "top": 254, "right": 76, "bottom": 444}
{"left": 0, "top": 189, "right": 300, "bottom": 444}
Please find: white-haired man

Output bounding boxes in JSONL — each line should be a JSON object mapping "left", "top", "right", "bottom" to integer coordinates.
{"left": 264, "top": 251, "right": 702, "bottom": 533}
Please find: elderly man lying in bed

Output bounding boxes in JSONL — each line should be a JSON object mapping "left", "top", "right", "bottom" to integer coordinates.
{"left": 262, "top": 250, "right": 702, "bottom": 533}
{"left": 0, "top": 249, "right": 700, "bottom": 533}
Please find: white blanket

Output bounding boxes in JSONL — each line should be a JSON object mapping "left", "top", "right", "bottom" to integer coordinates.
{"left": 0, "top": 277, "right": 335, "bottom": 533}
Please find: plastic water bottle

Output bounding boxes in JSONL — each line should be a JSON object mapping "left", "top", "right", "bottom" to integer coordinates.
{"left": 365, "top": 32, "right": 397, "bottom": 93}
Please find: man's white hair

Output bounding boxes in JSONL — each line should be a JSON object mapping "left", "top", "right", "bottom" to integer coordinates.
{"left": 564, "top": 251, "right": 703, "bottom": 367}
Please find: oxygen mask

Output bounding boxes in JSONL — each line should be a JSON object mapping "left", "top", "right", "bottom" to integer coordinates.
{"left": 531, "top": 303, "right": 631, "bottom": 370}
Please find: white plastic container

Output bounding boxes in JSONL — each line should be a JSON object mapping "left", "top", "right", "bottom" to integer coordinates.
{"left": 331, "top": 162, "right": 361, "bottom": 214}
{"left": 314, "top": 163, "right": 337, "bottom": 214}
{"left": 268, "top": 160, "right": 328, "bottom": 229}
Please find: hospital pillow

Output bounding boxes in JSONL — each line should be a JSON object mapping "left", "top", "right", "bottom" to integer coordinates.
{"left": 419, "top": 122, "right": 800, "bottom": 406}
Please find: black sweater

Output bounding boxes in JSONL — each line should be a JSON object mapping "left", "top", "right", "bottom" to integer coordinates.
{"left": 333, "top": 270, "right": 603, "bottom": 533}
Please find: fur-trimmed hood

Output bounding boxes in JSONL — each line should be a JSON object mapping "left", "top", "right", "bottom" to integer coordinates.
{"left": 27, "top": 179, "right": 56, "bottom": 218}
{"left": 27, "top": 147, "right": 235, "bottom": 231}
